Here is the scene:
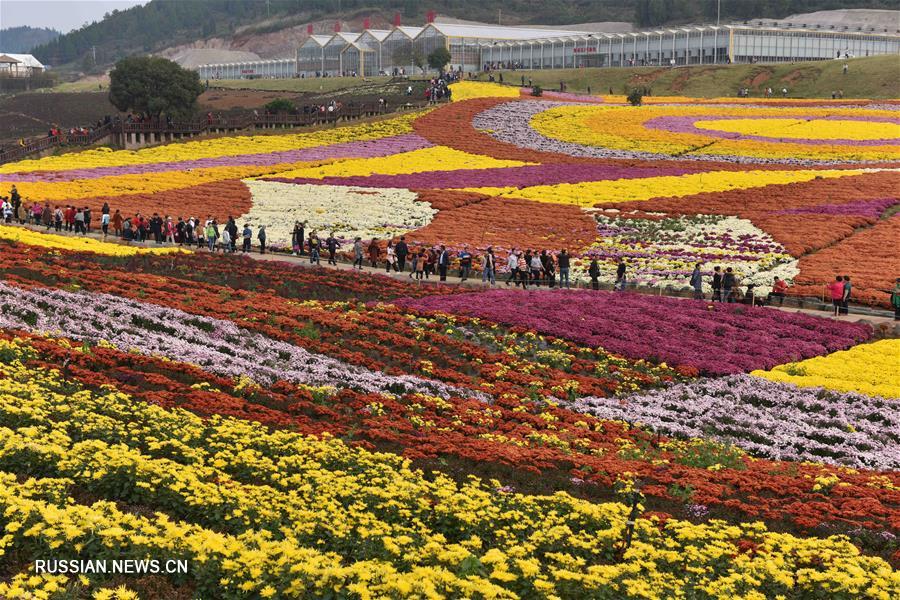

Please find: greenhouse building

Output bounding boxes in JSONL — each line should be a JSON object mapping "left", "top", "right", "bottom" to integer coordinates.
{"left": 199, "top": 21, "right": 899, "bottom": 80}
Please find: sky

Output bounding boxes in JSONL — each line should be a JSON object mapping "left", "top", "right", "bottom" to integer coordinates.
{"left": 1, "top": 0, "right": 148, "bottom": 33}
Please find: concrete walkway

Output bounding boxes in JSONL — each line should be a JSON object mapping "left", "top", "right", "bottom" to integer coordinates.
{"left": 5, "top": 222, "right": 898, "bottom": 332}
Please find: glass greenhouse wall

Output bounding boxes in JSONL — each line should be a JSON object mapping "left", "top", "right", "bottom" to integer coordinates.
{"left": 197, "top": 23, "right": 899, "bottom": 79}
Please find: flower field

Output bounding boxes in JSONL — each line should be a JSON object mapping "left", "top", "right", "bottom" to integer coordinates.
{"left": 0, "top": 82, "right": 898, "bottom": 597}
{"left": 2, "top": 82, "right": 896, "bottom": 301}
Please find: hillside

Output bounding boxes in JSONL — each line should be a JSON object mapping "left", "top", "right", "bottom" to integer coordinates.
{"left": 31, "top": 0, "right": 896, "bottom": 69}
{"left": 211, "top": 55, "right": 900, "bottom": 99}
{"left": 487, "top": 55, "right": 900, "bottom": 99}
{"left": 0, "top": 26, "right": 60, "bottom": 53}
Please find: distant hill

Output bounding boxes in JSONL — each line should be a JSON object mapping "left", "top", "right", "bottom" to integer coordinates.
{"left": 0, "top": 26, "right": 60, "bottom": 54}
{"left": 31, "top": 0, "right": 897, "bottom": 68}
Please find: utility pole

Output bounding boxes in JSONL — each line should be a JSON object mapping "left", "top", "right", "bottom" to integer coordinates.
{"left": 498, "top": 9, "right": 501, "bottom": 25}
{"left": 716, "top": 0, "right": 721, "bottom": 26}
{"left": 266, "top": 0, "right": 270, "bottom": 18}
{"left": 91, "top": 45, "right": 96, "bottom": 64}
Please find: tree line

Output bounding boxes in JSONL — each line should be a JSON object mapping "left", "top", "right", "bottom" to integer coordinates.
{"left": 31, "top": 0, "right": 893, "bottom": 68}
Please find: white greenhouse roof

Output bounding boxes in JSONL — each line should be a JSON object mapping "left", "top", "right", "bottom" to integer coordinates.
{"left": 391, "top": 26, "right": 423, "bottom": 39}
{"left": 0, "top": 53, "right": 44, "bottom": 68}
{"left": 361, "top": 29, "right": 391, "bottom": 41}
{"left": 424, "top": 23, "right": 591, "bottom": 41}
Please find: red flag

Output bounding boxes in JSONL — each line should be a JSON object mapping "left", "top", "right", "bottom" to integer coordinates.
{"left": 393, "top": 13, "right": 401, "bottom": 27}
{"left": 334, "top": 21, "right": 341, "bottom": 32}
{"left": 363, "top": 18, "right": 370, "bottom": 29}
{"left": 426, "top": 10, "right": 436, "bottom": 23}
{"left": 307, "top": 24, "right": 313, "bottom": 34}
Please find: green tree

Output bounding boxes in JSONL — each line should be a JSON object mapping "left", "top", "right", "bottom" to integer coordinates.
{"left": 265, "top": 98, "right": 295, "bottom": 113}
{"left": 108, "top": 56, "right": 204, "bottom": 119}
{"left": 427, "top": 47, "right": 452, "bottom": 73}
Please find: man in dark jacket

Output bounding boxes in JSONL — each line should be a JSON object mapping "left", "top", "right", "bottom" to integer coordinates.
{"left": 325, "top": 233, "right": 339, "bottom": 265}
{"left": 150, "top": 213, "right": 163, "bottom": 243}
{"left": 712, "top": 266, "right": 722, "bottom": 302}
{"left": 615, "top": 260, "right": 627, "bottom": 291}
{"left": 723, "top": 267, "right": 736, "bottom": 303}
{"left": 395, "top": 236, "right": 409, "bottom": 272}
{"left": 588, "top": 258, "right": 600, "bottom": 290}
{"left": 437, "top": 245, "right": 450, "bottom": 281}
{"left": 557, "top": 249, "right": 571, "bottom": 289}
{"left": 226, "top": 217, "right": 238, "bottom": 253}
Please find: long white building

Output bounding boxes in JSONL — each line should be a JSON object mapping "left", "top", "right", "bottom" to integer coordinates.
{"left": 196, "top": 21, "right": 900, "bottom": 80}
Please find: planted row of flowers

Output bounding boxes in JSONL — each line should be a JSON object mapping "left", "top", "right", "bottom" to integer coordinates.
{"left": 1, "top": 337, "right": 897, "bottom": 600}
{"left": 397, "top": 289, "right": 872, "bottom": 375}
{"left": 0, "top": 280, "right": 478, "bottom": 401}
{"left": 753, "top": 338, "right": 900, "bottom": 399}
{"left": 527, "top": 102, "right": 899, "bottom": 163}
{"left": 0, "top": 111, "right": 424, "bottom": 176}
{"left": 577, "top": 214, "right": 797, "bottom": 294}
{"left": 562, "top": 374, "right": 899, "bottom": 470}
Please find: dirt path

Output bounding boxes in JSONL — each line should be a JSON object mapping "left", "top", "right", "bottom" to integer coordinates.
{"left": 3, "top": 221, "right": 895, "bottom": 329}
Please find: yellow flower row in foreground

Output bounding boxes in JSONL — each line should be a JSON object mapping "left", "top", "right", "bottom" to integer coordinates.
{"left": 0, "top": 337, "right": 895, "bottom": 600}
{"left": 0, "top": 112, "right": 422, "bottom": 174}
{"left": 753, "top": 339, "right": 900, "bottom": 399}
{"left": 0, "top": 225, "right": 184, "bottom": 256}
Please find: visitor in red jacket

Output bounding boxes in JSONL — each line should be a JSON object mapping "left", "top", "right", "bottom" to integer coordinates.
{"left": 829, "top": 276, "right": 844, "bottom": 316}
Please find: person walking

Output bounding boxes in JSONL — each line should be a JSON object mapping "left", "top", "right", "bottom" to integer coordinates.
{"left": 588, "top": 258, "right": 600, "bottom": 290}
{"left": 73, "top": 206, "right": 85, "bottom": 234}
{"left": 292, "top": 221, "right": 304, "bottom": 256}
{"left": 437, "top": 245, "right": 450, "bottom": 281}
{"left": 309, "top": 231, "right": 320, "bottom": 264}
{"left": 53, "top": 206, "right": 63, "bottom": 232}
{"left": 690, "top": 263, "right": 703, "bottom": 299}
{"left": 481, "top": 247, "right": 495, "bottom": 285}
{"left": 353, "top": 237, "right": 364, "bottom": 269}
{"left": 165, "top": 217, "right": 176, "bottom": 244}
{"left": 415, "top": 250, "right": 426, "bottom": 280}
{"left": 409, "top": 248, "right": 419, "bottom": 278}
{"left": 257, "top": 225, "right": 267, "bottom": 254}
{"left": 205, "top": 220, "right": 217, "bottom": 251}
{"left": 615, "top": 259, "right": 627, "bottom": 291}
{"left": 395, "top": 236, "right": 408, "bottom": 272}
{"left": 768, "top": 276, "right": 788, "bottom": 306}
{"left": 84, "top": 206, "right": 92, "bottom": 233}
{"left": 711, "top": 266, "right": 723, "bottom": 302}
{"left": 515, "top": 252, "right": 528, "bottom": 288}
{"left": 112, "top": 210, "right": 123, "bottom": 238}
{"left": 425, "top": 248, "right": 437, "bottom": 279}
{"left": 325, "top": 232, "right": 338, "bottom": 265}
{"left": 367, "top": 238, "right": 380, "bottom": 267}
{"left": 101, "top": 211, "right": 111, "bottom": 240}
{"left": 885, "top": 278, "right": 900, "bottom": 321}
{"left": 150, "top": 213, "right": 163, "bottom": 243}
{"left": 385, "top": 240, "right": 396, "bottom": 272}
{"left": 220, "top": 226, "right": 232, "bottom": 253}
{"left": 829, "top": 275, "right": 845, "bottom": 316}
{"left": 557, "top": 249, "right": 571, "bottom": 289}
{"left": 241, "top": 223, "right": 251, "bottom": 252}
{"left": 529, "top": 251, "right": 542, "bottom": 286}
{"left": 9, "top": 185, "right": 21, "bottom": 223}
{"left": 458, "top": 245, "right": 472, "bottom": 281}
{"left": 226, "top": 217, "right": 238, "bottom": 252}
{"left": 723, "top": 267, "right": 736, "bottom": 303}
{"left": 505, "top": 250, "right": 519, "bottom": 286}
{"left": 841, "top": 275, "right": 852, "bottom": 315}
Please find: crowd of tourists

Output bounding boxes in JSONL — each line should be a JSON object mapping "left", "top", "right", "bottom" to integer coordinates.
{"left": 3, "top": 186, "right": 897, "bottom": 319}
